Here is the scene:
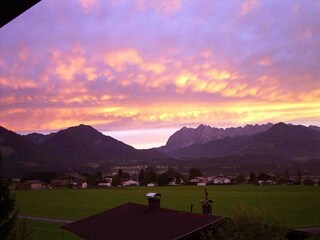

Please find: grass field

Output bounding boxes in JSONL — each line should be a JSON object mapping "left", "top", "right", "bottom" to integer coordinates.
{"left": 14, "top": 185, "right": 320, "bottom": 240}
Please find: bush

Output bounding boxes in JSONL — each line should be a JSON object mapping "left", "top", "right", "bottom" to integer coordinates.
{"left": 201, "top": 203, "right": 286, "bottom": 240}
{"left": 302, "top": 178, "right": 315, "bottom": 186}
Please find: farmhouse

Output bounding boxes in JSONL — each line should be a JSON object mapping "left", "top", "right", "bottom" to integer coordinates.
{"left": 122, "top": 180, "right": 139, "bottom": 186}
{"left": 211, "top": 176, "right": 232, "bottom": 185}
{"left": 258, "top": 172, "right": 277, "bottom": 185}
{"left": 97, "top": 180, "right": 111, "bottom": 188}
{"left": 51, "top": 173, "right": 87, "bottom": 188}
{"left": 188, "top": 176, "right": 208, "bottom": 185}
{"left": 63, "top": 193, "right": 223, "bottom": 240}
{"left": 147, "top": 182, "right": 158, "bottom": 187}
{"left": 18, "top": 180, "right": 46, "bottom": 190}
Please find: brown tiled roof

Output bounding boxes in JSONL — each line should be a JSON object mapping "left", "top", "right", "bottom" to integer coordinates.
{"left": 63, "top": 203, "right": 223, "bottom": 240}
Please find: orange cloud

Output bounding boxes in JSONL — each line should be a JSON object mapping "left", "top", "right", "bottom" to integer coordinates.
{"left": 55, "top": 53, "right": 97, "bottom": 82}
{"left": 0, "top": 77, "right": 36, "bottom": 89}
{"left": 2, "top": 97, "right": 320, "bottom": 137}
{"left": 104, "top": 48, "right": 166, "bottom": 74}
{"left": 300, "top": 88, "right": 320, "bottom": 101}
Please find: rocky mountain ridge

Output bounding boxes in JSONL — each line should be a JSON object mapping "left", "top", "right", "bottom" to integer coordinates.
{"left": 160, "top": 123, "right": 274, "bottom": 152}
{"left": 166, "top": 123, "right": 320, "bottom": 159}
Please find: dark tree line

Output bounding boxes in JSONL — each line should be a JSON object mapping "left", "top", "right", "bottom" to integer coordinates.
{"left": 138, "top": 167, "right": 183, "bottom": 186}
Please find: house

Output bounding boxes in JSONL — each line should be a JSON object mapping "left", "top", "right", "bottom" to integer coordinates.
{"left": 286, "top": 226, "right": 320, "bottom": 240}
{"left": 122, "top": 180, "right": 139, "bottom": 186}
{"left": 97, "top": 181, "right": 111, "bottom": 188}
{"left": 197, "top": 182, "right": 207, "bottom": 186}
{"left": 51, "top": 173, "right": 87, "bottom": 188}
{"left": 63, "top": 192, "right": 223, "bottom": 240}
{"left": 211, "top": 176, "right": 232, "bottom": 185}
{"left": 188, "top": 177, "right": 208, "bottom": 185}
{"left": 51, "top": 174, "right": 70, "bottom": 187}
{"left": 258, "top": 172, "right": 277, "bottom": 185}
{"left": 18, "top": 180, "right": 46, "bottom": 190}
{"left": 147, "top": 182, "right": 158, "bottom": 187}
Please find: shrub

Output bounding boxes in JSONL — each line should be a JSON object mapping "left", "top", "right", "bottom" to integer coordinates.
{"left": 201, "top": 203, "right": 286, "bottom": 240}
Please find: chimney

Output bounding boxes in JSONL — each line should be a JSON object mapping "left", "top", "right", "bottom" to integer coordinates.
{"left": 146, "top": 192, "right": 162, "bottom": 211}
{"left": 200, "top": 188, "right": 213, "bottom": 216}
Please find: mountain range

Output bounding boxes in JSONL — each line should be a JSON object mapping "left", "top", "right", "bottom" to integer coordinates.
{"left": 159, "top": 123, "right": 274, "bottom": 152}
{"left": 0, "top": 124, "right": 168, "bottom": 177}
{"left": 1, "top": 122, "right": 320, "bottom": 177}
{"left": 161, "top": 123, "right": 320, "bottom": 160}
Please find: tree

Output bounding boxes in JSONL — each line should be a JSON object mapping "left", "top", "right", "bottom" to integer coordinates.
{"left": 138, "top": 168, "right": 145, "bottom": 185}
{"left": 302, "top": 178, "right": 314, "bottom": 186}
{"left": 284, "top": 171, "right": 290, "bottom": 180}
{"left": 158, "top": 173, "right": 169, "bottom": 186}
{"left": 117, "top": 169, "right": 124, "bottom": 178}
{"left": 249, "top": 172, "right": 256, "bottom": 184}
{"left": 86, "top": 171, "right": 103, "bottom": 187}
{"left": 166, "top": 167, "right": 177, "bottom": 177}
{"left": 117, "top": 169, "right": 130, "bottom": 179}
{"left": 189, "top": 167, "right": 202, "bottom": 180}
{"left": 0, "top": 177, "right": 17, "bottom": 240}
{"left": 175, "top": 172, "right": 182, "bottom": 184}
{"left": 235, "top": 173, "right": 246, "bottom": 184}
{"left": 111, "top": 175, "right": 121, "bottom": 186}
{"left": 296, "top": 171, "right": 302, "bottom": 185}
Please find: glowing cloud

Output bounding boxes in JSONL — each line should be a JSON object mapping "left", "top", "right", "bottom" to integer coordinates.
{"left": 1, "top": 0, "right": 320, "bottom": 148}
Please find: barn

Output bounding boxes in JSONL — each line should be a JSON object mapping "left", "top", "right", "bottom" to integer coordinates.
{"left": 18, "top": 180, "right": 46, "bottom": 190}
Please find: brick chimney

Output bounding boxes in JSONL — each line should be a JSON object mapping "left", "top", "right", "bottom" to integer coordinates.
{"left": 146, "top": 192, "right": 162, "bottom": 211}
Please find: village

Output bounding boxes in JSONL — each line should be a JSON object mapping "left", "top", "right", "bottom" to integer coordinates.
{"left": 15, "top": 165, "right": 320, "bottom": 190}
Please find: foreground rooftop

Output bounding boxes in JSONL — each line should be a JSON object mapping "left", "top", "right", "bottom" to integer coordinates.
{"left": 63, "top": 202, "right": 223, "bottom": 240}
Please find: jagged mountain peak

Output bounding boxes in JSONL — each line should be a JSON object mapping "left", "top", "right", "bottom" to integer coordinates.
{"left": 161, "top": 123, "right": 274, "bottom": 152}
{"left": 168, "top": 122, "right": 320, "bottom": 159}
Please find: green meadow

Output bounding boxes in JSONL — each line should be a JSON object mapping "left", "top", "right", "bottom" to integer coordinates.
{"left": 14, "top": 185, "right": 320, "bottom": 240}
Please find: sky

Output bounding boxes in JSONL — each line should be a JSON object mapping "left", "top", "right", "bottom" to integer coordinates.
{"left": 0, "top": 0, "right": 320, "bottom": 149}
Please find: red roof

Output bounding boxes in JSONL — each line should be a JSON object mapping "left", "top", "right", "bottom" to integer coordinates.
{"left": 63, "top": 202, "right": 223, "bottom": 240}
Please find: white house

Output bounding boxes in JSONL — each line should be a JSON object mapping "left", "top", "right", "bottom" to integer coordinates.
{"left": 97, "top": 182, "right": 111, "bottom": 188}
{"left": 123, "top": 180, "right": 139, "bottom": 186}
{"left": 147, "top": 182, "right": 158, "bottom": 187}
{"left": 212, "top": 176, "right": 231, "bottom": 184}
{"left": 197, "top": 182, "right": 207, "bottom": 186}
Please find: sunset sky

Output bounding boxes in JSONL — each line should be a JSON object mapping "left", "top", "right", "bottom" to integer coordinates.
{"left": 1, "top": 0, "right": 320, "bottom": 149}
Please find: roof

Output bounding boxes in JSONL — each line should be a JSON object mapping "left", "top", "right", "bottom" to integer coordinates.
{"left": 63, "top": 203, "right": 223, "bottom": 240}
{"left": 67, "top": 173, "right": 86, "bottom": 181}
{"left": 288, "top": 226, "right": 320, "bottom": 237}
{"left": 0, "top": 0, "right": 41, "bottom": 28}
{"left": 212, "top": 176, "right": 232, "bottom": 180}
{"left": 24, "top": 180, "right": 46, "bottom": 184}
{"left": 54, "top": 173, "right": 86, "bottom": 181}
{"left": 261, "top": 172, "right": 277, "bottom": 177}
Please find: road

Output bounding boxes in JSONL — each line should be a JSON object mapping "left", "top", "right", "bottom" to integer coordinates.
{"left": 18, "top": 215, "right": 74, "bottom": 224}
